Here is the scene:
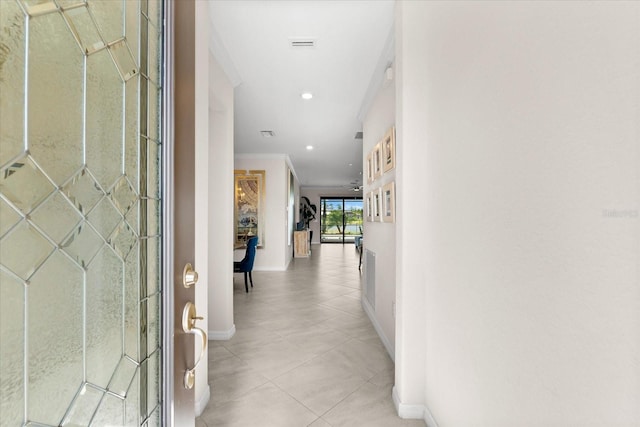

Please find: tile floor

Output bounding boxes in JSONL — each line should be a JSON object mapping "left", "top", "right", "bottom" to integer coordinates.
{"left": 196, "top": 244, "right": 425, "bottom": 427}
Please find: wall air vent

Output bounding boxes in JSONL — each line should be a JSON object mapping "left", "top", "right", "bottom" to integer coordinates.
{"left": 354, "top": 131, "right": 363, "bottom": 140}
{"left": 290, "top": 38, "right": 316, "bottom": 48}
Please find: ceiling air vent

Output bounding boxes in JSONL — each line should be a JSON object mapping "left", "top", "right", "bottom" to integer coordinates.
{"left": 260, "top": 130, "right": 275, "bottom": 138}
{"left": 354, "top": 131, "right": 363, "bottom": 140}
{"left": 290, "top": 38, "right": 316, "bottom": 48}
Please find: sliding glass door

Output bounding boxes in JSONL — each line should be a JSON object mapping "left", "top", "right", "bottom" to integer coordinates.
{"left": 320, "top": 198, "right": 363, "bottom": 243}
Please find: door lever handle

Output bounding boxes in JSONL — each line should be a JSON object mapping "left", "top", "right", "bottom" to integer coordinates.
{"left": 182, "top": 302, "right": 207, "bottom": 389}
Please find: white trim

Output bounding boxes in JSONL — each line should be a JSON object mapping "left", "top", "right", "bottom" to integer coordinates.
{"left": 194, "top": 384, "right": 210, "bottom": 417}
{"left": 361, "top": 298, "right": 394, "bottom": 362}
{"left": 208, "top": 324, "right": 236, "bottom": 341}
{"left": 252, "top": 266, "right": 287, "bottom": 272}
{"left": 391, "top": 387, "right": 439, "bottom": 427}
{"left": 357, "top": 25, "right": 395, "bottom": 122}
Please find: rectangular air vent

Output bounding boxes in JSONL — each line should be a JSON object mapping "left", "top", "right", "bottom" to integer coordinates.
{"left": 354, "top": 131, "right": 363, "bottom": 140}
{"left": 290, "top": 39, "right": 316, "bottom": 48}
{"left": 260, "top": 130, "right": 275, "bottom": 138}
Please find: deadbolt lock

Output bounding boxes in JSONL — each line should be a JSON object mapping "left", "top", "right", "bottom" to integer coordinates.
{"left": 183, "top": 263, "right": 198, "bottom": 288}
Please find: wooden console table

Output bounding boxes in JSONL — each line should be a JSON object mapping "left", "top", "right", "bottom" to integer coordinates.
{"left": 293, "top": 230, "right": 310, "bottom": 258}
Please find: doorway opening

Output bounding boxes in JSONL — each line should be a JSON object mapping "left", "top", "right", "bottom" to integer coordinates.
{"left": 319, "top": 197, "right": 363, "bottom": 243}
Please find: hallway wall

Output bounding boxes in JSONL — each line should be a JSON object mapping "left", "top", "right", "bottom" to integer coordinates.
{"left": 362, "top": 70, "right": 396, "bottom": 358}
{"left": 395, "top": 1, "right": 640, "bottom": 425}
{"left": 234, "top": 155, "right": 298, "bottom": 271}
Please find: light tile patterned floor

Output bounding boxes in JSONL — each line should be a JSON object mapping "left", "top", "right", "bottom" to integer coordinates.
{"left": 196, "top": 244, "right": 425, "bottom": 427}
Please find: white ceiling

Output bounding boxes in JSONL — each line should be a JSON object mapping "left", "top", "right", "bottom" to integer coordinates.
{"left": 208, "top": 0, "right": 395, "bottom": 188}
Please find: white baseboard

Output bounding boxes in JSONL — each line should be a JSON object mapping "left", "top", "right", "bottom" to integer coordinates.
{"left": 391, "top": 386, "right": 439, "bottom": 427}
{"left": 253, "top": 266, "right": 287, "bottom": 271}
{"left": 195, "top": 384, "right": 210, "bottom": 417}
{"left": 208, "top": 324, "right": 236, "bottom": 340}
{"left": 361, "top": 298, "right": 394, "bottom": 362}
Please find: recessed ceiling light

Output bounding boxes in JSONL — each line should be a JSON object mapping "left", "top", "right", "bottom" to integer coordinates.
{"left": 349, "top": 163, "right": 353, "bottom": 166}
{"left": 306, "top": 145, "right": 314, "bottom": 150}
{"left": 301, "top": 92, "right": 313, "bottom": 100}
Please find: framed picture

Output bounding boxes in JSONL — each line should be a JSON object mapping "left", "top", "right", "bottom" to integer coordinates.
{"left": 372, "top": 187, "right": 382, "bottom": 222}
{"left": 382, "top": 181, "right": 395, "bottom": 223}
{"left": 365, "top": 191, "right": 373, "bottom": 222}
{"left": 372, "top": 142, "right": 382, "bottom": 180}
{"left": 234, "top": 169, "right": 265, "bottom": 247}
{"left": 366, "top": 152, "right": 374, "bottom": 184}
{"left": 382, "top": 126, "right": 395, "bottom": 173}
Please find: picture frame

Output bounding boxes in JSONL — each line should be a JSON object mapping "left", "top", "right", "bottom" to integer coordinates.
{"left": 372, "top": 142, "right": 382, "bottom": 180}
{"left": 366, "top": 152, "right": 374, "bottom": 184}
{"left": 234, "top": 169, "right": 265, "bottom": 247}
{"left": 372, "top": 187, "right": 382, "bottom": 222}
{"left": 382, "top": 181, "right": 395, "bottom": 223}
{"left": 365, "top": 191, "right": 373, "bottom": 222}
{"left": 382, "top": 126, "right": 395, "bottom": 173}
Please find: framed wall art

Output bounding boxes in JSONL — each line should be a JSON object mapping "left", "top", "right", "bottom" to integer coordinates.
{"left": 365, "top": 191, "right": 373, "bottom": 222}
{"left": 382, "top": 181, "right": 395, "bottom": 223}
{"left": 372, "top": 187, "right": 382, "bottom": 222}
{"left": 373, "top": 142, "right": 382, "bottom": 180}
{"left": 366, "top": 152, "right": 374, "bottom": 184}
{"left": 382, "top": 126, "right": 395, "bottom": 173}
{"left": 234, "top": 169, "right": 265, "bottom": 247}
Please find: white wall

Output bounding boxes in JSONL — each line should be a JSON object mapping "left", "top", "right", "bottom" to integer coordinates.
{"left": 207, "top": 53, "right": 235, "bottom": 342}
{"left": 300, "top": 187, "right": 364, "bottom": 244}
{"left": 362, "top": 66, "right": 396, "bottom": 359}
{"left": 395, "top": 1, "right": 640, "bottom": 426}
{"left": 234, "top": 155, "right": 297, "bottom": 271}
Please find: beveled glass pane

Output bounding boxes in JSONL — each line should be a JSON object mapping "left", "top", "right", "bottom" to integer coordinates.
{"left": 146, "top": 237, "right": 159, "bottom": 296}
{"left": 148, "top": 82, "right": 159, "bottom": 142}
{"left": 147, "top": 0, "right": 159, "bottom": 27}
{"left": 146, "top": 404, "right": 160, "bottom": 427}
{"left": 30, "top": 191, "right": 82, "bottom": 243}
{"left": 112, "top": 176, "right": 138, "bottom": 215}
{"left": 62, "top": 384, "right": 103, "bottom": 426}
{"left": 88, "top": 0, "right": 124, "bottom": 44}
{"left": 63, "top": 4, "right": 105, "bottom": 54}
{"left": 112, "top": 219, "right": 137, "bottom": 260}
{"left": 61, "top": 221, "right": 104, "bottom": 268}
{"left": 0, "top": 0, "right": 26, "bottom": 169}
{"left": 124, "top": 242, "right": 140, "bottom": 361}
{"left": 145, "top": 198, "right": 160, "bottom": 237}
{"left": 124, "top": 77, "right": 140, "bottom": 193}
{"left": 86, "top": 246, "right": 123, "bottom": 388}
{"left": 92, "top": 393, "right": 125, "bottom": 426}
{"left": 125, "top": 200, "right": 140, "bottom": 237}
{"left": 89, "top": 196, "right": 122, "bottom": 240}
{"left": 147, "top": 22, "right": 159, "bottom": 85}
{"left": 28, "top": 11, "right": 83, "bottom": 185}
{"left": 146, "top": 293, "right": 159, "bottom": 355}
{"left": 0, "top": 156, "right": 56, "bottom": 214}
{"left": 111, "top": 38, "right": 139, "bottom": 81}
{"left": 146, "top": 350, "right": 160, "bottom": 418}
{"left": 124, "top": 369, "right": 140, "bottom": 426}
{"left": 125, "top": 0, "right": 140, "bottom": 65}
{"left": 0, "top": 197, "right": 22, "bottom": 238}
{"left": 28, "top": 251, "right": 83, "bottom": 426}
{"left": 0, "top": 220, "right": 54, "bottom": 280}
{"left": 147, "top": 141, "right": 160, "bottom": 199}
{"left": 0, "top": 271, "right": 24, "bottom": 427}
{"left": 139, "top": 13, "right": 147, "bottom": 77}
{"left": 86, "top": 48, "right": 124, "bottom": 190}
{"left": 21, "top": 0, "right": 58, "bottom": 16}
{"left": 109, "top": 357, "right": 137, "bottom": 397}
{"left": 63, "top": 168, "right": 106, "bottom": 215}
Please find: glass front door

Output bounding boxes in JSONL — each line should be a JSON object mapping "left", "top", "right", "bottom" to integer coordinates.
{"left": 320, "top": 198, "right": 363, "bottom": 243}
{"left": 0, "top": 0, "right": 163, "bottom": 425}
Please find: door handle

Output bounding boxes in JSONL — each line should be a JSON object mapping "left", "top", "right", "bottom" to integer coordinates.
{"left": 181, "top": 301, "right": 207, "bottom": 389}
{"left": 183, "top": 263, "right": 199, "bottom": 288}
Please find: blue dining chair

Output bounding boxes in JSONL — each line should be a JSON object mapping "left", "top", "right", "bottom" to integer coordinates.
{"left": 234, "top": 236, "right": 258, "bottom": 292}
